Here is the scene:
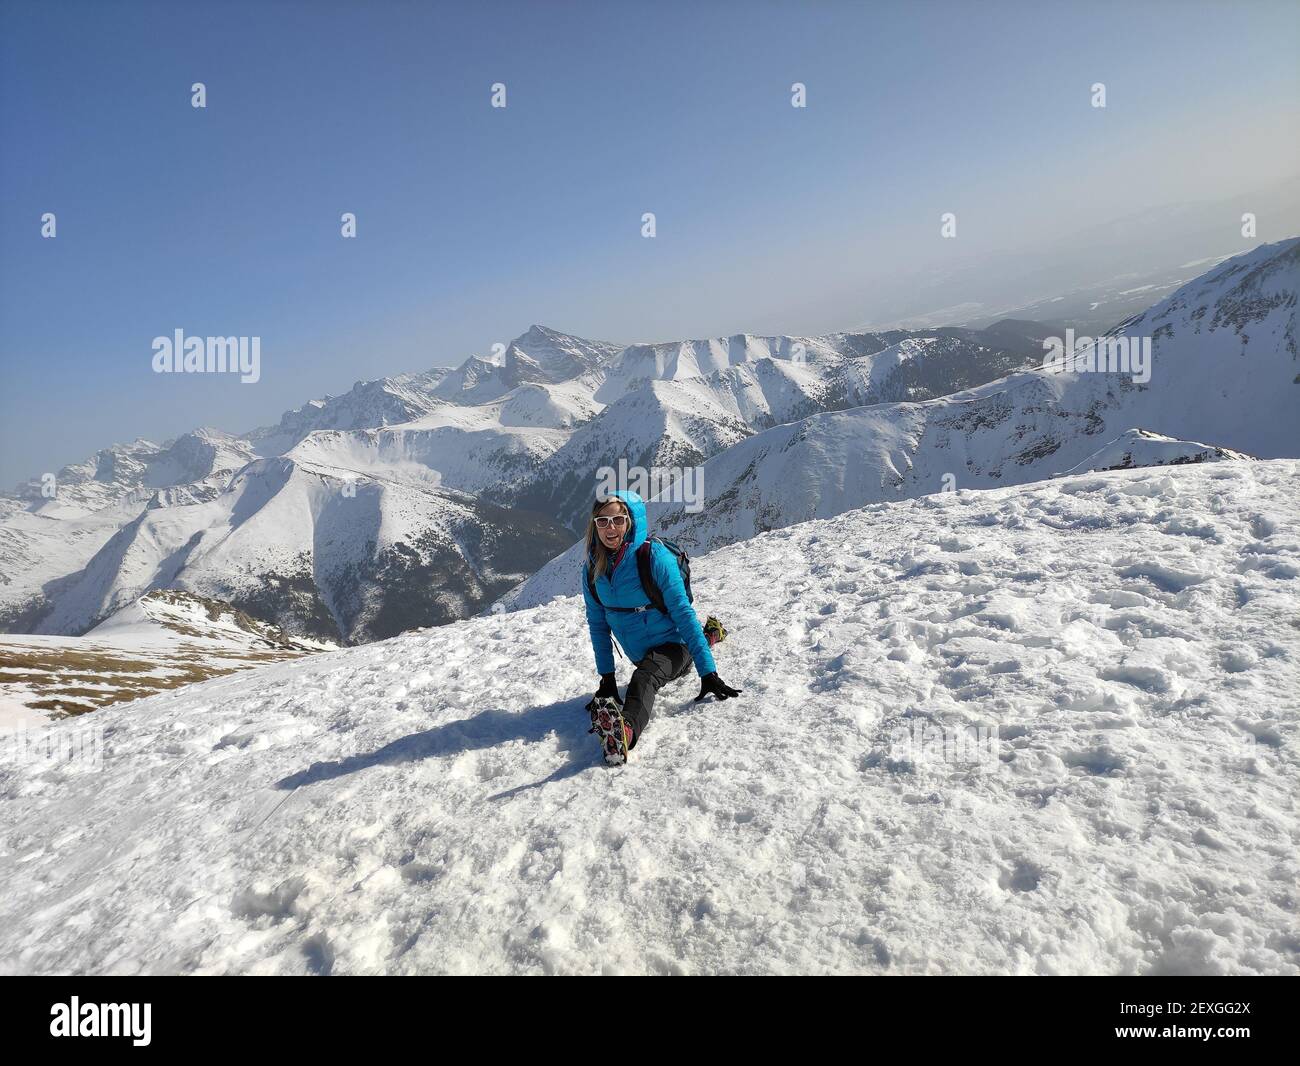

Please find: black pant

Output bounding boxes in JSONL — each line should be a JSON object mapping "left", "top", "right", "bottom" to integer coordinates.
{"left": 622, "top": 643, "right": 693, "bottom": 744}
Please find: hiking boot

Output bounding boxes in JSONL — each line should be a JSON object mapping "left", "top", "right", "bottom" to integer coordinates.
{"left": 704, "top": 615, "right": 727, "bottom": 648}
{"left": 588, "top": 697, "right": 632, "bottom": 765}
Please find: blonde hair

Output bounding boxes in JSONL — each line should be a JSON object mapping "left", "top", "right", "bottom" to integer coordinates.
{"left": 586, "top": 497, "right": 631, "bottom": 581}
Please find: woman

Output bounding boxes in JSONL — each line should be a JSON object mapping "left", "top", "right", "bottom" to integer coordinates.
{"left": 582, "top": 490, "right": 740, "bottom": 764}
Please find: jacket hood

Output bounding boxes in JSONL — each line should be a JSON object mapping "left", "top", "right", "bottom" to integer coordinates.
{"left": 599, "top": 490, "right": 648, "bottom": 552}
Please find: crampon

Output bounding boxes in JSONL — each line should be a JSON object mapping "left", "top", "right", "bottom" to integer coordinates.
{"left": 588, "top": 696, "right": 632, "bottom": 766}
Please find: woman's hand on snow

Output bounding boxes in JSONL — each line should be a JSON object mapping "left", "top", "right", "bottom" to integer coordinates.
{"left": 695, "top": 672, "right": 741, "bottom": 702}
{"left": 585, "top": 672, "right": 622, "bottom": 710}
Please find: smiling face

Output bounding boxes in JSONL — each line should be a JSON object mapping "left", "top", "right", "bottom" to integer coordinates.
{"left": 595, "top": 499, "right": 630, "bottom": 550}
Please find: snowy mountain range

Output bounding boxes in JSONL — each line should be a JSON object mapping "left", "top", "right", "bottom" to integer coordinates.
{"left": 503, "top": 238, "right": 1299, "bottom": 609}
{"left": 2, "top": 458, "right": 1295, "bottom": 974}
{"left": 0, "top": 319, "right": 1053, "bottom": 642}
{"left": 2, "top": 241, "right": 1296, "bottom": 642}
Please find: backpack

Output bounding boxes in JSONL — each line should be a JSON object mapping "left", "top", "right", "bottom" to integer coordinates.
{"left": 587, "top": 537, "right": 692, "bottom": 615}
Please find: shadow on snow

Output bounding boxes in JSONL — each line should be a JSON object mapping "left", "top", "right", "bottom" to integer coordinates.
{"left": 274, "top": 696, "right": 602, "bottom": 797}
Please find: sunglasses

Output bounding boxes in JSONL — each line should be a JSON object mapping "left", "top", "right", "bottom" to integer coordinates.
{"left": 594, "top": 514, "right": 629, "bottom": 529}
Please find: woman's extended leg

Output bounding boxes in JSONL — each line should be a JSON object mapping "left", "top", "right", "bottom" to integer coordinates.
{"left": 621, "top": 643, "right": 693, "bottom": 744}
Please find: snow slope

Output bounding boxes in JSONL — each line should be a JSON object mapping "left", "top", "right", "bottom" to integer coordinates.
{"left": 0, "top": 495, "right": 152, "bottom": 632}
{"left": 282, "top": 394, "right": 574, "bottom": 496}
{"left": 28, "top": 458, "right": 573, "bottom": 644}
{"left": 1, "top": 460, "right": 1295, "bottom": 975}
{"left": 0, "top": 431, "right": 261, "bottom": 633}
{"left": 503, "top": 241, "right": 1296, "bottom": 609}
{"left": 88, "top": 589, "right": 338, "bottom": 651}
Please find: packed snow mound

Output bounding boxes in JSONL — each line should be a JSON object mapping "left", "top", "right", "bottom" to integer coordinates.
{"left": 1063, "top": 429, "right": 1257, "bottom": 475}
{"left": 2, "top": 460, "right": 1296, "bottom": 975}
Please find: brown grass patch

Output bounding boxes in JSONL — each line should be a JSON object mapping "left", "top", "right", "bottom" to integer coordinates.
{"left": 1, "top": 641, "right": 312, "bottom": 719}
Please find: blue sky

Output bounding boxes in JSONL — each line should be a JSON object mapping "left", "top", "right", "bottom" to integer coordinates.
{"left": 2, "top": 0, "right": 1297, "bottom": 486}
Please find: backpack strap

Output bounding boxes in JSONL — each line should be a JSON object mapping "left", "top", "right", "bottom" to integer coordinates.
{"left": 636, "top": 540, "right": 669, "bottom": 615}
{"left": 587, "top": 557, "right": 655, "bottom": 614}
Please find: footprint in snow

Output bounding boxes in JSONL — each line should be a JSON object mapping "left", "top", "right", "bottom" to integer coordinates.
{"left": 1249, "top": 515, "right": 1277, "bottom": 539}
{"left": 998, "top": 860, "right": 1043, "bottom": 894}
{"left": 1062, "top": 748, "right": 1126, "bottom": 775}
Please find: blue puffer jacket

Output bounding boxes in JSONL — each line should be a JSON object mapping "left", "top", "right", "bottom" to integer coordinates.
{"left": 582, "top": 490, "right": 716, "bottom": 678}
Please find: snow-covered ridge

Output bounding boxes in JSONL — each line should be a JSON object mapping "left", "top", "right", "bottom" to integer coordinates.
{"left": 90, "top": 589, "right": 338, "bottom": 651}
{"left": 507, "top": 326, "right": 1052, "bottom": 533}
{"left": 8, "top": 428, "right": 257, "bottom": 517}
{"left": 1063, "top": 429, "right": 1257, "bottom": 475}
{"left": 2, "top": 460, "right": 1295, "bottom": 974}
{"left": 245, "top": 371, "right": 454, "bottom": 457}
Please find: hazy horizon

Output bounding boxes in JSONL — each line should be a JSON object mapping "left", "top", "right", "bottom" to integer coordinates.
{"left": 2, "top": 0, "right": 1298, "bottom": 486}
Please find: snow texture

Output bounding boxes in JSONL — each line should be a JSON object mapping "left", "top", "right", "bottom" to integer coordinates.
{"left": 2, "top": 460, "right": 1296, "bottom": 975}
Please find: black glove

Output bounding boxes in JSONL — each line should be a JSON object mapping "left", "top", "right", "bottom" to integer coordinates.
{"left": 695, "top": 672, "right": 741, "bottom": 702}
{"left": 586, "top": 672, "right": 621, "bottom": 710}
